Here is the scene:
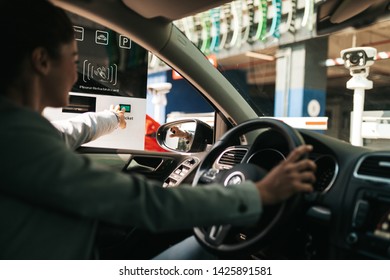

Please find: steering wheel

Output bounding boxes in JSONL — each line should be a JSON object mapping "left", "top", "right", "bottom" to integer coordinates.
{"left": 192, "top": 118, "right": 307, "bottom": 256}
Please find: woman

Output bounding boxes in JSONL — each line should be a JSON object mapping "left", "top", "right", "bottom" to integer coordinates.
{"left": 0, "top": 0, "right": 316, "bottom": 259}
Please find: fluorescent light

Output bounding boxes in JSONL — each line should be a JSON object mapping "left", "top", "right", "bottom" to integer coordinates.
{"left": 245, "top": 51, "right": 275, "bottom": 61}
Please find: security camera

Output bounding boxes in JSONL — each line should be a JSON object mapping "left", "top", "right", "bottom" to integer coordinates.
{"left": 147, "top": 82, "right": 172, "bottom": 95}
{"left": 340, "top": 47, "right": 377, "bottom": 73}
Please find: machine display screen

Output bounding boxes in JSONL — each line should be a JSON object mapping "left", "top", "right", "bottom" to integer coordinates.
{"left": 69, "top": 12, "right": 148, "bottom": 99}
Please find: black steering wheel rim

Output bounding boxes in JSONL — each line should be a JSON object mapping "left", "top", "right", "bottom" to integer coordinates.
{"left": 192, "top": 118, "right": 306, "bottom": 256}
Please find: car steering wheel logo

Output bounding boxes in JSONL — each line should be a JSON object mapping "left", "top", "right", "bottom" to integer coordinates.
{"left": 224, "top": 171, "right": 244, "bottom": 186}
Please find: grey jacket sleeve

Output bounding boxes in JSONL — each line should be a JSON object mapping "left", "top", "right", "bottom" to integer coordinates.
{"left": 51, "top": 111, "right": 119, "bottom": 150}
{"left": 2, "top": 112, "right": 262, "bottom": 232}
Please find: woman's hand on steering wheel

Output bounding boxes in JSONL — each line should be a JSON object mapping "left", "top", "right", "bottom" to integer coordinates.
{"left": 256, "top": 145, "right": 317, "bottom": 206}
{"left": 192, "top": 118, "right": 317, "bottom": 255}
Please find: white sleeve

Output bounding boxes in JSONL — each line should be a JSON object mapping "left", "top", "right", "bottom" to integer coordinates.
{"left": 51, "top": 111, "right": 119, "bottom": 150}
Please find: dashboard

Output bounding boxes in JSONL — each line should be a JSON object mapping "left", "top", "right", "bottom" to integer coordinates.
{"left": 80, "top": 126, "right": 390, "bottom": 259}
{"left": 191, "top": 128, "right": 390, "bottom": 259}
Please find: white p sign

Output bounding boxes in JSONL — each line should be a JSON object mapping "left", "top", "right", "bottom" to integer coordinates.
{"left": 119, "top": 35, "right": 131, "bottom": 49}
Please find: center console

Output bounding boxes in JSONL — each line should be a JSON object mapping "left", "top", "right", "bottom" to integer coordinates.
{"left": 346, "top": 188, "right": 390, "bottom": 259}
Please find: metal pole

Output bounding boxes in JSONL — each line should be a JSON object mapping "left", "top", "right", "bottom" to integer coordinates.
{"left": 347, "top": 75, "right": 372, "bottom": 146}
{"left": 350, "top": 87, "right": 365, "bottom": 146}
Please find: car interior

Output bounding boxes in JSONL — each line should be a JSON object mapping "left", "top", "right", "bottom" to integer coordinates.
{"left": 51, "top": 0, "right": 390, "bottom": 259}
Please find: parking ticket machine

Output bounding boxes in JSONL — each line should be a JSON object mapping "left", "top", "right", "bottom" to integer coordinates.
{"left": 44, "top": 12, "right": 148, "bottom": 150}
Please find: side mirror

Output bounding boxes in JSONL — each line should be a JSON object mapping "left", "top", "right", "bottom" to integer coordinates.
{"left": 156, "top": 119, "right": 213, "bottom": 153}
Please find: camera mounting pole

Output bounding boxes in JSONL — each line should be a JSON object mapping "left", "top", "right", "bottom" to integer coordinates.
{"left": 341, "top": 47, "right": 377, "bottom": 146}
{"left": 347, "top": 71, "right": 372, "bottom": 146}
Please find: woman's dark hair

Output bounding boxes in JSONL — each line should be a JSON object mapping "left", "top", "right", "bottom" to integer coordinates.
{"left": 0, "top": 0, "right": 74, "bottom": 92}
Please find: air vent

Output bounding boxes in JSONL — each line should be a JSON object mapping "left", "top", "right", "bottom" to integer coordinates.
{"left": 217, "top": 148, "right": 247, "bottom": 168}
{"left": 356, "top": 155, "right": 390, "bottom": 180}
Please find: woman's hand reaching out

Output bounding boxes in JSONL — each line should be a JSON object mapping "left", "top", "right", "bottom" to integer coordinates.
{"left": 110, "top": 104, "right": 127, "bottom": 129}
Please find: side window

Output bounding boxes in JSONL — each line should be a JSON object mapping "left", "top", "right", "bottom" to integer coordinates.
{"left": 145, "top": 53, "right": 216, "bottom": 152}
{"left": 44, "top": 12, "right": 149, "bottom": 151}
{"left": 44, "top": 12, "right": 215, "bottom": 152}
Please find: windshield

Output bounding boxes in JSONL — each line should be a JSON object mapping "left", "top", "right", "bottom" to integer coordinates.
{"left": 162, "top": 1, "right": 390, "bottom": 149}
{"left": 49, "top": 1, "right": 390, "bottom": 151}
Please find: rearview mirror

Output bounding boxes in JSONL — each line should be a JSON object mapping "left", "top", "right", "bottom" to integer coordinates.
{"left": 316, "top": 0, "right": 390, "bottom": 35}
{"left": 156, "top": 119, "right": 213, "bottom": 153}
